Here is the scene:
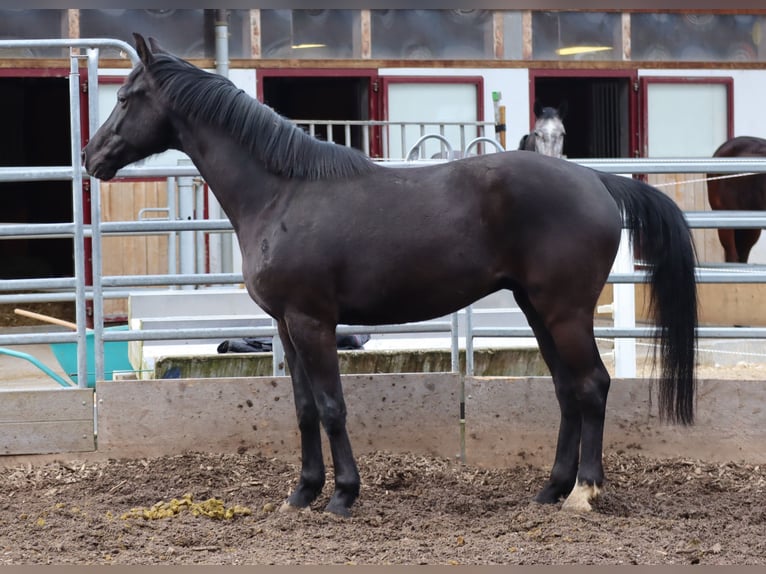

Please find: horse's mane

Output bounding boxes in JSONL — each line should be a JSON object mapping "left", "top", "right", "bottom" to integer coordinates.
{"left": 146, "top": 53, "right": 376, "bottom": 180}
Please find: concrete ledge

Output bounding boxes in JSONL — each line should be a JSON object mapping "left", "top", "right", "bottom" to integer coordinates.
{"left": 151, "top": 347, "right": 549, "bottom": 379}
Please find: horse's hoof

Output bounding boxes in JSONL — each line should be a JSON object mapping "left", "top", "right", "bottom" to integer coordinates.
{"left": 561, "top": 482, "right": 601, "bottom": 512}
{"left": 324, "top": 499, "right": 352, "bottom": 518}
{"left": 533, "top": 484, "right": 565, "bottom": 505}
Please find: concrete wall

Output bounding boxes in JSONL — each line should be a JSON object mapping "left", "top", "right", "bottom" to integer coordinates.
{"left": 93, "top": 374, "right": 766, "bottom": 466}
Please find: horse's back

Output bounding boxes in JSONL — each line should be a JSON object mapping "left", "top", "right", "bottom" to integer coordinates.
{"left": 713, "top": 135, "right": 766, "bottom": 158}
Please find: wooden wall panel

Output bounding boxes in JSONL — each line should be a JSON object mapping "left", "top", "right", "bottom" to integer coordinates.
{"left": 99, "top": 181, "right": 170, "bottom": 318}
{"left": 648, "top": 172, "right": 723, "bottom": 264}
{"left": 0, "top": 388, "right": 94, "bottom": 455}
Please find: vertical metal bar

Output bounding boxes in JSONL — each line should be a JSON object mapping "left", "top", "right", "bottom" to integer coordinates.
{"left": 327, "top": 124, "right": 334, "bottom": 144}
{"left": 166, "top": 177, "right": 178, "bottom": 278}
{"left": 272, "top": 318, "right": 285, "bottom": 376}
{"left": 344, "top": 123, "right": 352, "bottom": 147}
{"left": 384, "top": 123, "right": 390, "bottom": 159}
{"left": 176, "top": 167, "right": 196, "bottom": 290}
{"left": 450, "top": 312, "right": 459, "bottom": 373}
{"left": 215, "top": 9, "right": 233, "bottom": 277}
{"left": 450, "top": 311, "right": 466, "bottom": 464}
{"left": 465, "top": 305, "right": 474, "bottom": 376}
{"left": 86, "top": 47, "right": 105, "bottom": 384}
{"left": 401, "top": 126, "right": 408, "bottom": 160}
{"left": 69, "top": 50, "right": 88, "bottom": 388}
{"left": 439, "top": 123, "right": 446, "bottom": 156}
{"left": 362, "top": 124, "right": 370, "bottom": 156}
{"left": 194, "top": 179, "right": 206, "bottom": 275}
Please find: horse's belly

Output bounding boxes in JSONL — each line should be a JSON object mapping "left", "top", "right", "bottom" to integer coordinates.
{"left": 338, "top": 282, "right": 497, "bottom": 326}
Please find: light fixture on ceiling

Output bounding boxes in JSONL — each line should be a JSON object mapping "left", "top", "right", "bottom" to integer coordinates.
{"left": 556, "top": 46, "right": 613, "bottom": 56}
{"left": 291, "top": 43, "right": 327, "bottom": 49}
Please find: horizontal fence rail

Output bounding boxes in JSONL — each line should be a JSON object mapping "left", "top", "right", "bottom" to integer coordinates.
{"left": 6, "top": 157, "right": 766, "bottom": 379}
{"left": 2, "top": 35, "right": 766, "bottom": 385}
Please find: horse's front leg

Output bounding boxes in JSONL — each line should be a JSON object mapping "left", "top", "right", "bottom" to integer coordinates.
{"left": 283, "top": 313, "right": 360, "bottom": 517}
{"left": 277, "top": 320, "right": 326, "bottom": 511}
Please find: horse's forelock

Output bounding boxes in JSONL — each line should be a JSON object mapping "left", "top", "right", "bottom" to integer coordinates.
{"left": 538, "top": 107, "right": 561, "bottom": 120}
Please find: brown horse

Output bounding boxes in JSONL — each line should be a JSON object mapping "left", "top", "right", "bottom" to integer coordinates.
{"left": 83, "top": 34, "right": 698, "bottom": 517}
{"left": 707, "top": 135, "right": 766, "bottom": 263}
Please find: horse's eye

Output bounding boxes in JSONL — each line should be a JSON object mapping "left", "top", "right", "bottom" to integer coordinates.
{"left": 117, "top": 94, "right": 127, "bottom": 106}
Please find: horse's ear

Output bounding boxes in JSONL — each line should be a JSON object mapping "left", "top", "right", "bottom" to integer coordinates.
{"left": 133, "top": 33, "right": 153, "bottom": 66}
{"left": 533, "top": 100, "right": 543, "bottom": 118}
{"left": 558, "top": 101, "right": 568, "bottom": 120}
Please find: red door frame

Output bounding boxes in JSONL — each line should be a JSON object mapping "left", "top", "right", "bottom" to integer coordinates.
{"left": 528, "top": 68, "right": 640, "bottom": 158}
{"left": 255, "top": 68, "right": 381, "bottom": 156}
{"left": 638, "top": 76, "right": 734, "bottom": 157}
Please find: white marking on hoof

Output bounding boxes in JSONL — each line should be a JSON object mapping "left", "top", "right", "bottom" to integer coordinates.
{"left": 278, "top": 500, "right": 301, "bottom": 513}
{"left": 561, "top": 482, "right": 601, "bottom": 512}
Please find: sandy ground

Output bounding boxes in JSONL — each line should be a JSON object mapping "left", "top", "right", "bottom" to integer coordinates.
{"left": 1, "top": 334, "right": 765, "bottom": 565}
{"left": 0, "top": 450, "right": 764, "bottom": 565}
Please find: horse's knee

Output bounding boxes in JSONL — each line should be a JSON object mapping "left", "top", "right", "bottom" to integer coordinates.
{"left": 316, "top": 394, "right": 348, "bottom": 436}
{"left": 295, "top": 402, "right": 320, "bottom": 431}
{"left": 577, "top": 370, "right": 610, "bottom": 415}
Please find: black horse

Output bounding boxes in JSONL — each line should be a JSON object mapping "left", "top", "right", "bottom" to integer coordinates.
{"left": 83, "top": 35, "right": 698, "bottom": 516}
{"left": 518, "top": 101, "right": 567, "bottom": 158}
{"left": 707, "top": 135, "right": 766, "bottom": 263}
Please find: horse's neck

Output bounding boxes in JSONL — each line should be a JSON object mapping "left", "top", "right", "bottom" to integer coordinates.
{"left": 175, "top": 122, "right": 278, "bottom": 226}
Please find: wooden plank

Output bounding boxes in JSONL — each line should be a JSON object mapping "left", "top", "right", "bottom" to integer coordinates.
{"left": 0, "top": 388, "right": 92, "bottom": 422}
{"left": 600, "top": 282, "right": 766, "bottom": 326}
{"left": 0, "top": 388, "right": 94, "bottom": 455}
{"left": 1, "top": 421, "right": 94, "bottom": 455}
{"left": 96, "top": 374, "right": 461, "bottom": 460}
{"left": 249, "top": 9, "right": 261, "bottom": 59}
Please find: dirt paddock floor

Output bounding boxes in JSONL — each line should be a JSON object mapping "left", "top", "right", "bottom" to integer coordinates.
{"left": 1, "top": 310, "right": 766, "bottom": 564}
{"left": 0, "top": 447, "right": 765, "bottom": 565}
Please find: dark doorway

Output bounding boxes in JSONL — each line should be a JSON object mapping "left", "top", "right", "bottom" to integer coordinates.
{"left": 532, "top": 74, "right": 634, "bottom": 159}
{"left": 261, "top": 75, "right": 374, "bottom": 154}
{"left": 0, "top": 76, "right": 73, "bottom": 279}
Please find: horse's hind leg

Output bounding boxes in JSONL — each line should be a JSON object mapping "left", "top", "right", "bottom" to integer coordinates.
{"left": 735, "top": 229, "right": 761, "bottom": 263}
{"left": 515, "top": 292, "right": 581, "bottom": 503}
{"left": 515, "top": 291, "right": 610, "bottom": 511}
{"left": 277, "top": 320, "right": 326, "bottom": 510}
{"left": 282, "top": 313, "right": 360, "bottom": 516}
{"left": 717, "top": 228, "right": 741, "bottom": 263}
{"left": 556, "top": 321, "right": 610, "bottom": 512}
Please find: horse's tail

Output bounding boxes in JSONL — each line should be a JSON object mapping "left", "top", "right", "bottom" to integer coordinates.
{"left": 597, "top": 171, "right": 698, "bottom": 425}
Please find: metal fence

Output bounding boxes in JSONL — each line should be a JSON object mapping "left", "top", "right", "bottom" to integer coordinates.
{"left": 5, "top": 38, "right": 766, "bottom": 388}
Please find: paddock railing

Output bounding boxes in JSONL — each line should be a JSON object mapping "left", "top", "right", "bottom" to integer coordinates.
{"left": 4, "top": 39, "right": 766, "bottom": 387}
